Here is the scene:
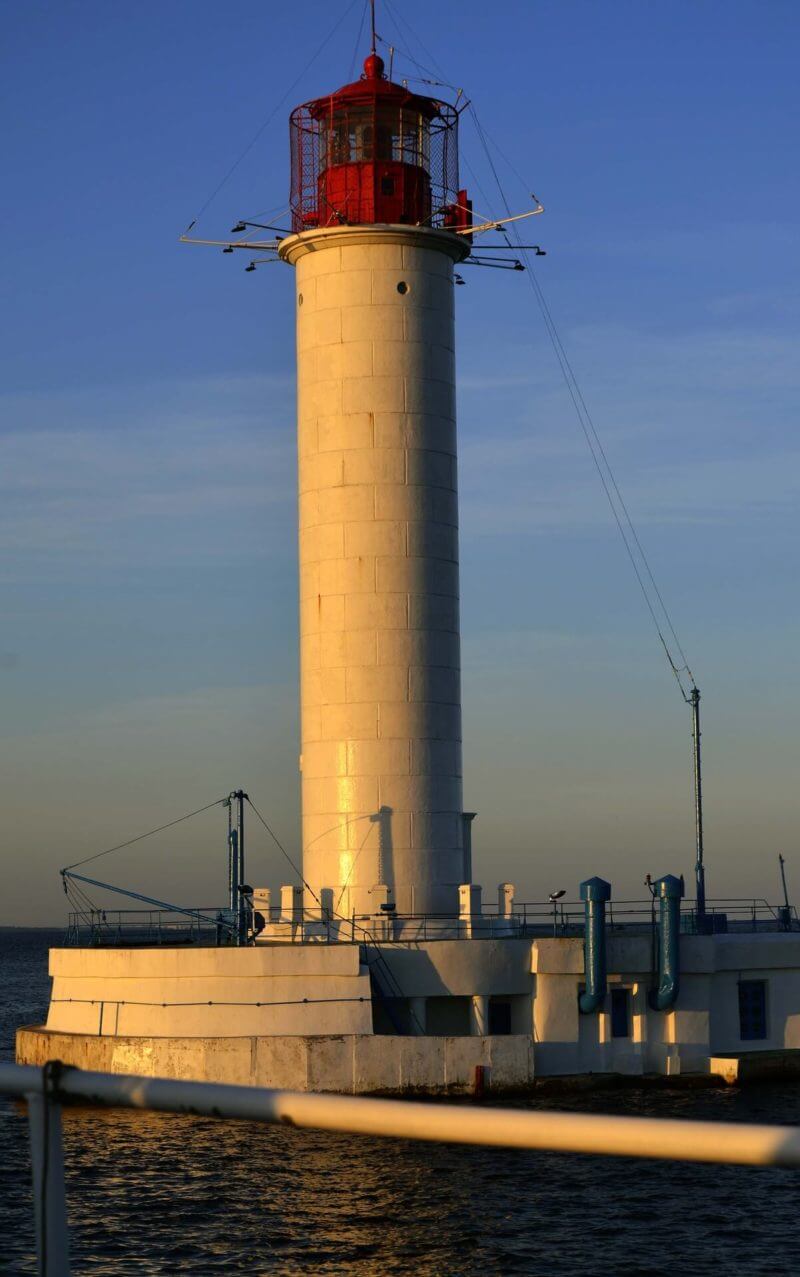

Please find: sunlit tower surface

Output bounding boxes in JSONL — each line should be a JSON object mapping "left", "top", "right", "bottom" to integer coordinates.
{"left": 278, "top": 43, "right": 474, "bottom": 919}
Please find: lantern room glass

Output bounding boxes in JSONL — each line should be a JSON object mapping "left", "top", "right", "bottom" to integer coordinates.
{"left": 324, "top": 106, "right": 430, "bottom": 170}
{"left": 289, "top": 61, "right": 460, "bottom": 232}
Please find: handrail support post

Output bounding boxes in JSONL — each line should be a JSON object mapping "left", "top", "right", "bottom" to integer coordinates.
{"left": 27, "top": 1068, "right": 71, "bottom": 1276}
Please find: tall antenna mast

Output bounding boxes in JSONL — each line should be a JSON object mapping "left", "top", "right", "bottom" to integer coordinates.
{"left": 690, "top": 688, "right": 706, "bottom": 927}
{"left": 370, "top": 0, "right": 377, "bottom": 55}
{"left": 779, "top": 854, "right": 790, "bottom": 912}
{"left": 227, "top": 788, "right": 248, "bottom": 944}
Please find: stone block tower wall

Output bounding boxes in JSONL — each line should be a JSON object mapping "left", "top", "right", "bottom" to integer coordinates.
{"left": 279, "top": 225, "right": 470, "bottom": 919}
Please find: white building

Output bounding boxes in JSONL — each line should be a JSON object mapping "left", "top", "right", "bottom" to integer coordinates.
{"left": 18, "top": 921, "right": 800, "bottom": 1092}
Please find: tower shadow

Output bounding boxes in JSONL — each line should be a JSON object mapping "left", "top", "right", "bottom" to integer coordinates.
{"left": 370, "top": 805, "right": 394, "bottom": 899}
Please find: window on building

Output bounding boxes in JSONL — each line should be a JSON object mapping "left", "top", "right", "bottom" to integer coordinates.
{"left": 425, "top": 996, "right": 471, "bottom": 1036}
{"left": 488, "top": 998, "right": 512, "bottom": 1035}
{"left": 738, "top": 980, "right": 768, "bottom": 1041}
{"left": 372, "top": 997, "right": 413, "bottom": 1035}
{"left": 610, "top": 987, "right": 631, "bottom": 1039}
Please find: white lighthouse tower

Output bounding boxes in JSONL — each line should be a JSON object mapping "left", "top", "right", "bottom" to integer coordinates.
{"left": 279, "top": 47, "right": 473, "bottom": 921}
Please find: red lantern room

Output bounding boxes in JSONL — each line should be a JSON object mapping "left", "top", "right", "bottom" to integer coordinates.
{"left": 289, "top": 51, "right": 469, "bottom": 234}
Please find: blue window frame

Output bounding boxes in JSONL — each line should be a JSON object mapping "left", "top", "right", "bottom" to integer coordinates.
{"left": 610, "top": 987, "right": 631, "bottom": 1039}
{"left": 738, "top": 980, "right": 767, "bottom": 1041}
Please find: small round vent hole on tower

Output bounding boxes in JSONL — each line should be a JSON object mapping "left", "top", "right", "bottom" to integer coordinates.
{"left": 397, "top": 281, "right": 409, "bottom": 295}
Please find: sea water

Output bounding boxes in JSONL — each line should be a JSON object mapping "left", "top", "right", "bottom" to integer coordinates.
{"left": 1, "top": 928, "right": 798, "bottom": 1276}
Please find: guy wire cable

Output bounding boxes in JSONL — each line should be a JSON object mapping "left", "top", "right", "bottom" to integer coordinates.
{"left": 245, "top": 795, "right": 323, "bottom": 907}
{"left": 62, "top": 797, "right": 229, "bottom": 872}
{"left": 470, "top": 104, "right": 695, "bottom": 699}
{"left": 378, "top": 1, "right": 696, "bottom": 701}
{"left": 183, "top": 0, "right": 362, "bottom": 233}
{"left": 348, "top": 0, "right": 371, "bottom": 81}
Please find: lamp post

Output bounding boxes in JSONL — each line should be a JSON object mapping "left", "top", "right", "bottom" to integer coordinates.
{"left": 549, "top": 889, "right": 566, "bottom": 936}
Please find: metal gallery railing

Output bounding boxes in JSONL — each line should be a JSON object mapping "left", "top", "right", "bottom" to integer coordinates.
{"left": 66, "top": 897, "right": 800, "bottom": 947}
{"left": 5, "top": 1060, "right": 800, "bottom": 1276}
{"left": 65, "top": 907, "right": 228, "bottom": 947}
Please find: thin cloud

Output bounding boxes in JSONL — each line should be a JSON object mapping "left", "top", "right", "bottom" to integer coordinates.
{"left": 459, "top": 319, "right": 800, "bottom": 534}
{"left": 0, "top": 374, "right": 295, "bottom": 580}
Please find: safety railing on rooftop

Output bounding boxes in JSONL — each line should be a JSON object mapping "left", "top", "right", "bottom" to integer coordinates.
{"left": 5, "top": 1060, "right": 800, "bottom": 1276}
{"left": 65, "top": 908, "right": 224, "bottom": 947}
{"left": 65, "top": 898, "right": 799, "bottom": 947}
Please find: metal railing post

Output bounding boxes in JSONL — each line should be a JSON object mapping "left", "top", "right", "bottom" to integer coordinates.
{"left": 27, "top": 1068, "right": 71, "bottom": 1277}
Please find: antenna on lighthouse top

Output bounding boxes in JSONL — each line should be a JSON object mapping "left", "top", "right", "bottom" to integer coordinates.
{"left": 370, "top": 0, "right": 377, "bottom": 55}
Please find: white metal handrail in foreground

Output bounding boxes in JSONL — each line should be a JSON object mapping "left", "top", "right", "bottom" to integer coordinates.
{"left": 4, "top": 1062, "right": 800, "bottom": 1277}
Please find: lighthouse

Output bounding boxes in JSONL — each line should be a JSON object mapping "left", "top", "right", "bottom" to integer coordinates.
{"left": 20, "top": 16, "right": 800, "bottom": 1100}
{"left": 279, "top": 47, "right": 473, "bottom": 921}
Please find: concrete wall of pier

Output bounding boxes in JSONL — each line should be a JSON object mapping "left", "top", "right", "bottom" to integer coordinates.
{"left": 20, "top": 932, "right": 800, "bottom": 1090}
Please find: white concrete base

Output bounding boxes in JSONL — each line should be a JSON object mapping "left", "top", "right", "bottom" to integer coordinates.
{"left": 43, "top": 943, "right": 373, "bottom": 1038}
{"left": 16, "top": 1027, "right": 534, "bottom": 1095}
{"left": 25, "top": 931, "right": 800, "bottom": 1088}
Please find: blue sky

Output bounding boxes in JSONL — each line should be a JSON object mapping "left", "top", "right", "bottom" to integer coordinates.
{"left": 1, "top": 0, "right": 798, "bottom": 924}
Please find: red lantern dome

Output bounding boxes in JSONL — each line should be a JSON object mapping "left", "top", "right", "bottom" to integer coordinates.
{"left": 289, "top": 53, "right": 468, "bottom": 233}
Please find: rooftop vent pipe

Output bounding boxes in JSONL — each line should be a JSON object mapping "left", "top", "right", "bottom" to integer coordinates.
{"left": 579, "top": 877, "right": 611, "bottom": 1014}
{"left": 649, "top": 874, "right": 684, "bottom": 1011}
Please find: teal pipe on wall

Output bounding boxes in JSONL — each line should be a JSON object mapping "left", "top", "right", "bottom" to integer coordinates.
{"left": 579, "top": 877, "right": 611, "bottom": 1014}
{"left": 649, "top": 874, "right": 685, "bottom": 1010}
